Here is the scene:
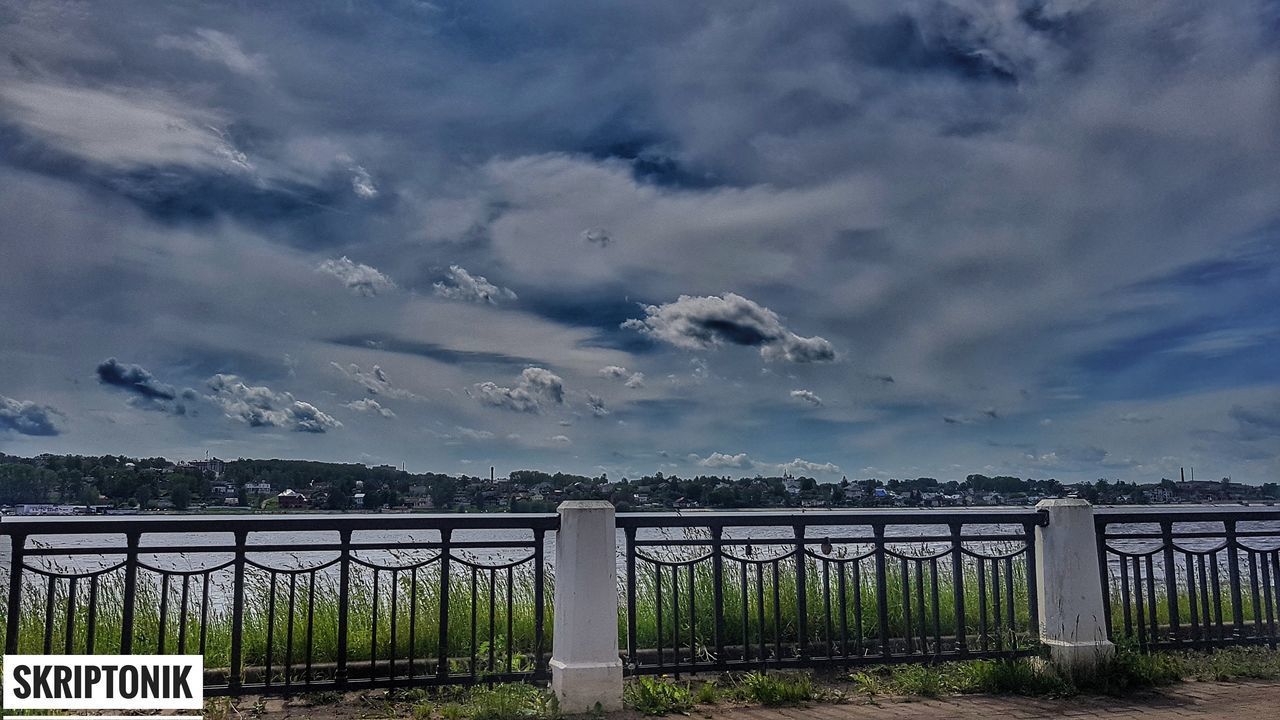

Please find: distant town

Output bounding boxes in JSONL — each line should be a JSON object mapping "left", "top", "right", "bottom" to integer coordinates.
{"left": 0, "top": 452, "right": 1275, "bottom": 516}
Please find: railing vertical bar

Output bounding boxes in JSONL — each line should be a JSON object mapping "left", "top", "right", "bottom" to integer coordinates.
{"left": 63, "top": 576, "right": 77, "bottom": 655}
{"left": 157, "top": 574, "right": 170, "bottom": 654}
{"left": 1003, "top": 556, "right": 1014, "bottom": 651}
{"left": 199, "top": 572, "right": 210, "bottom": 657}
{"left": 371, "top": 569, "right": 381, "bottom": 679}
{"left": 711, "top": 526, "right": 725, "bottom": 665}
{"left": 874, "top": 525, "right": 890, "bottom": 657}
{"left": 469, "top": 567, "right": 478, "bottom": 680}
{"left": 624, "top": 527, "right": 638, "bottom": 670}
{"left": 389, "top": 568, "right": 400, "bottom": 680}
{"left": 916, "top": 558, "right": 928, "bottom": 655}
{"left": 408, "top": 567, "right": 418, "bottom": 678}
{"left": 1210, "top": 557, "right": 1224, "bottom": 642}
{"left": 1197, "top": 554, "right": 1210, "bottom": 647}
{"left": 1136, "top": 556, "right": 1157, "bottom": 645}
{"left": 930, "top": 558, "right": 941, "bottom": 655}
{"left": 794, "top": 525, "right": 808, "bottom": 661}
{"left": 771, "top": 560, "right": 781, "bottom": 663}
{"left": 687, "top": 562, "right": 696, "bottom": 669}
{"left": 950, "top": 524, "right": 966, "bottom": 654}
{"left": 1270, "top": 552, "right": 1280, "bottom": 647}
{"left": 306, "top": 572, "right": 317, "bottom": 683}
{"left": 976, "top": 557, "right": 988, "bottom": 652}
{"left": 1248, "top": 551, "right": 1262, "bottom": 637}
{"left": 177, "top": 575, "right": 190, "bottom": 654}
{"left": 506, "top": 565, "right": 514, "bottom": 674}
{"left": 1161, "top": 521, "right": 1180, "bottom": 642}
{"left": 4, "top": 534, "right": 26, "bottom": 655}
{"left": 1097, "top": 523, "right": 1113, "bottom": 640}
{"left": 852, "top": 560, "right": 863, "bottom": 656}
{"left": 1271, "top": 552, "right": 1280, "bottom": 647}
{"left": 1260, "top": 552, "right": 1275, "bottom": 648}
{"left": 1185, "top": 553, "right": 1200, "bottom": 646}
{"left": 739, "top": 559, "right": 749, "bottom": 663}
{"left": 1024, "top": 522, "right": 1039, "bottom": 641}
{"left": 228, "top": 529, "right": 247, "bottom": 694}
{"left": 86, "top": 574, "right": 99, "bottom": 654}
{"left": 285, "top": 573, "right": 297, "bottom": 690}
{"left": 487, "top": 567, "right": 496, "bottom": 681}
{"left": 655, "top": 561, "right": 664, "bottom": 667}
{"left": 337, "top": 529, "right": 352, "bottom": 687}
{"left": 120, "top": 531, "right": 140, "bottom": 655}
{"left": 900, "top": 556, "right": 912, "bottom": 653}
{"left": 437, "top": 529, "right": 451, "bottom": 681}
{"left": 822, "top": 558, "right": 833, "bottom": 658}
{"left": 671, "top": 563, "right": 680, "bottom": 675}
{"left": 1226, "top": 520, "right": 1245, "bottom": 638}
{"left": 1145, "top": 554, "right": 1158, "bottom": 646}
{"left": 266, "top": 572, "right": 278, "bottom": 687}
{"left": 1119, "top": 553, "right": 1132, "bottom": 638}
{"left": 533, "top": 528, "right": 546, "bottom": 675}
{"left": 990, "top": 558, "right": 1002, "bottom": 653}
{"left": 43, "top": 574, "right": 55, "bottom": 655}
{"left": 838, "top": 561, "right": 849, "bottom": 657}
{"left": 754, "top": 561, "right": 765, "bottom": 667}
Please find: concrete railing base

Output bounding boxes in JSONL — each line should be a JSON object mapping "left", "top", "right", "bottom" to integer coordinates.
{"left": 1042, "top": 638, "right": 1116, "bottom": 675}
{"left": 549, "top": 658, "right": 625, "bottom": 713}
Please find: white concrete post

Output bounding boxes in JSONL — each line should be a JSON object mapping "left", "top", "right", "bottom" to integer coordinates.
{"left": 551, "top": 501, "right": 623, "bottom": 713}
{"left": 1035, "top": 499, "right": 1114, "bottom": 673}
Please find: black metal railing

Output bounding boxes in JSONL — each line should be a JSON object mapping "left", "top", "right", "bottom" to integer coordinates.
{"left": 0, "top": 513, "right": 556, "bottom": 696}
{"left": 617, "top": 508, "right": 1046, "bottom": 675}
{"left": 1096, "top": 507, "right": 1280, "bottom": 649}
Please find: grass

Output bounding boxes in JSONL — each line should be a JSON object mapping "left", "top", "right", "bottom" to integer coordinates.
{"left": 624, "top": 676, "right": 696, "bottom": 715}
{"left": 738, "top": 671, "right": 815, "bottom": 705}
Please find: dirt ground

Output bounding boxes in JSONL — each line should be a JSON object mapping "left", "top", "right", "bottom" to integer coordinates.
{"left": 205, "top": 679, "right": 1280, "bottom": 720}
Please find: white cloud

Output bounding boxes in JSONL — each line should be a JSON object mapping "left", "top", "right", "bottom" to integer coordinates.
{"left": 581, "top": 227, "right": 612, "bottom": 247}
{"left": 778, "top": 458, "right": 841, "bottom": 476}
{"left": 624, "top": 293, "right": 835, "bottom": 363}
{"left": 470, "top": 367, "right": 565, "bottom": 413}
{"left": 695, "top": 451, "right": 754, "bottom": 469}
{"left": 790, "top": 389, "right": 823, "bottom": 407}
{"left": 343, "top": 398, "right": 395, "bottom": 418}
{"left": 206, "top": 374, "right": 341, "bottom": 433}
{"left": 156, "top": 29, "right": 266, "bottom": 77}
{"left": 586, "top": 393, "right": 609, "bottom": 417}
{"left": 350, "top": 165, "right": 379, "bottom": 199}
{"left": 316, "top": 257, "right": 396, "bottom": 296}
{"left": 433, "top": 265, "right": 517, "bottom": 304}
{"left": 600, "top": 365, "right": 645, "bottom": 388}
{"left": 331, "top": 362, "right": 416, "bottom": 399}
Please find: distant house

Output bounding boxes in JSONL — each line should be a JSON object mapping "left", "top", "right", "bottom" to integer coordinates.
{"left": 244, "top": 481, "right": 273, "bottom": 496}
{"left": 353, "top": 492, "right": 366, "bottom": 509}
{"left": 277, "top": 489, "right": 308, "bottom": 509}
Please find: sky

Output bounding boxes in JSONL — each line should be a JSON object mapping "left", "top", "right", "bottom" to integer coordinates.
{"left": 1, "top": 1, "right": 1278, "bottom": 484}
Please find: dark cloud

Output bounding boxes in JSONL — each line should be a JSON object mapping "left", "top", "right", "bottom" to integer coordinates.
{"left": 328, "top": 334, "right": 539, "bottom": 367}
{"left": 0, "top": 395, "right": 64, "bottom": 436}
{"left": 96, "top": 358, "right": 176, "bottom": 400}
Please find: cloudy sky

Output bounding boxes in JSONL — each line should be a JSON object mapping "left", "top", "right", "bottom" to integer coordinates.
{"left": 1, "top": 1, "right": 1278, "bottom": 483}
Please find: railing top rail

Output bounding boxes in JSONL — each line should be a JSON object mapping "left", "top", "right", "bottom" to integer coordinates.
{"left": 616, "top": 507, "right": 1047, "bottom": 529}
{"left": 1095, "top": 505, "right": 1280, "bottom": 526}
{"left": 0, "top": 511, "right": 560, "bottom": 536}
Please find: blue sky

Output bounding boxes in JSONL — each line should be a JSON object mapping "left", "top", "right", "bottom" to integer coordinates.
{"left": 1, "top": 1, "right": 1277, "bottom": 483}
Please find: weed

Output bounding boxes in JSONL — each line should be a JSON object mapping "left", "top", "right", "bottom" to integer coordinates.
{"left": 624, "top": 676, "right": 695, "bottom": 715}
{"left": 741, "top": 671, "right": 814, "bottom": 706}
{"left": 693, "top": 680, "right": 720, "bottom": 704}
